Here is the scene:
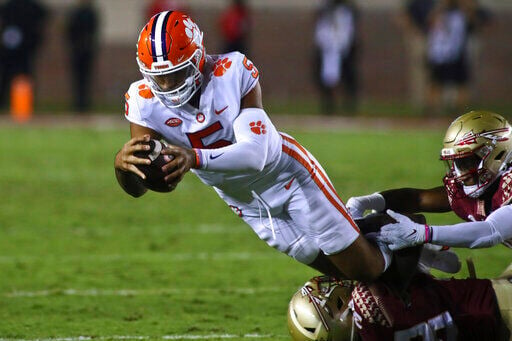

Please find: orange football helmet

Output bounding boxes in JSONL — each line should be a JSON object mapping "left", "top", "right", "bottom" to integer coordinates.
{"left": 137, "top": 11, "right": 205, "bottom": 108}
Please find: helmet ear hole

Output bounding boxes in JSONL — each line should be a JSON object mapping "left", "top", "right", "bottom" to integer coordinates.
{"left": 495, "top": 150, "right": 505, "bottom": 160}
{"left": 305, "top": 327, "right": 316, "bottom": 333}
{"left": 337, "top": 297, "right": 344, "bottom": 310}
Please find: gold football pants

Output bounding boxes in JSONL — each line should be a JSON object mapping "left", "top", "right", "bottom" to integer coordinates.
{"left": 492, "top": 263, "right": 512, "bottom": 335}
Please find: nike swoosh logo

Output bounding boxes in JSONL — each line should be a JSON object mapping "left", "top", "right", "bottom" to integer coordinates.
{"left": 209, "top": 153, "right": 224, "bottom": 160}
{"left": 215, "top": 106, "right": 228, "bottom": 115}
{"left": 406, "top": 229, "right": 417, "bottom": 238}
{"left": 284, "top": 177, "right": 295, "bottom": 190}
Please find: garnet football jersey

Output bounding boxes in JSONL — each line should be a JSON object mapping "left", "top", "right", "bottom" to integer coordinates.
{"left": 351, "top": 273, "right": 503, "bottom": 340}
{"left": 444, "top": 168, "right": 512, "bottom": 247}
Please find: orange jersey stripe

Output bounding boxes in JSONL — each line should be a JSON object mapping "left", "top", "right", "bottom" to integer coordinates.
{"left": 281, "top": 134, "right": 344, "bottom": 204}
{"left": 281, "top": 143, "right": 359, "bottom": 232}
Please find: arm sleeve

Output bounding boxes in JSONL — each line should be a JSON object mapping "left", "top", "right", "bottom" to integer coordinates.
{"left": 431, "top": 205, "right": 512, "bottom": 248}
{"left": 195, "top": 108, "right": 272, "bottom": 172}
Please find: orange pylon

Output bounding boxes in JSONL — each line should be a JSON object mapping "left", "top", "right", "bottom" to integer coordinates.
{"left": 10, "top": 75, "right": 33, "bottom": 123}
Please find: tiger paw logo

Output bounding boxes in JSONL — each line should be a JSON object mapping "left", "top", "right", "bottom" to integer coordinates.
{"left": 250, "top": 121, "right": 266, "bottom": 135}
{"left": 138, "top": 84, "right": 154, "bottom": 99}
{"left": 213, "top": 58, "right": 232, "bottom": 77}
{"left": 183, "top": 17, "right": 201, "bottom": 45}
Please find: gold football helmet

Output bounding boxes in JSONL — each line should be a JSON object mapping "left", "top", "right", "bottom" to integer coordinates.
{"left": 287, "top": 276, "right": 357, "bottom": 341}
{"left": 441, "top": 111, "right": 512, "bottom": 198}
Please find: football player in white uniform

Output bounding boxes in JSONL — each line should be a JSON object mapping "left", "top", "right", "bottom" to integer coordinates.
{"left": 114, "top": 11, "right": 391, "bottom": 281}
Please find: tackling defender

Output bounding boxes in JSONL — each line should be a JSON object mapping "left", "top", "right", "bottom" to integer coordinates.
{"left": 114, "top": 11, "right": 390, "bottom": 281}
{"left": 346, "top": 111, "right": 512, "bottom": 251}
{"left": 287, "top": 264, "right": 512, "bottom": 340}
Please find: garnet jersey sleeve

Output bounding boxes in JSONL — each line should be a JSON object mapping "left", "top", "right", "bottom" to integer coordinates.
{"left": 495, "top": 169, "right": 512, "bottom": 207}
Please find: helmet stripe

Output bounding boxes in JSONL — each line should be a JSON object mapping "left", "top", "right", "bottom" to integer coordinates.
{"left": 160, "top": 11, "right": 172, "bottom": 61}
{"left": 149, "top": 15, "right": 159, "bottom": 62}
{"left": 153, "top": 11, "right": 172, "bottom": 63}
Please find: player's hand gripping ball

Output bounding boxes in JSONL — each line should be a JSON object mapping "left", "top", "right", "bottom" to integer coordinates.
{"left": 134, "top": 139, "right": 174, "bottom": 192}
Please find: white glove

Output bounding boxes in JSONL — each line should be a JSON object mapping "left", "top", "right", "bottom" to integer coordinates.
{"left": 346, "top": 192, "right": 386, "bottom": 219}
{"left": 418, "top": 244, "right": 461, "bottom": 274}
{"left": 379, "top": 209, "right": 433, "bottom": 251}
{"left": 365, "top": 232, "right": 393, "bottom": 272}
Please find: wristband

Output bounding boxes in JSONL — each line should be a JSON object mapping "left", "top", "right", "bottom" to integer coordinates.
{"left": 193, "top": 149, "right": 203, "bottom": 169}
{"left": 425, "top": 224, "right": 433, "bottom": 243}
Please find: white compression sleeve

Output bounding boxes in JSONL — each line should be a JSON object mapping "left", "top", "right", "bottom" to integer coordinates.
{"left": 195, "top": 108, "right": 276, "bottom": 172}
{"left": 431, "top": 205, "right": 512, "bottom": 248}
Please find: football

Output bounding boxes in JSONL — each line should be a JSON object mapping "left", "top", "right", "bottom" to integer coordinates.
{"left": 134, "top": 139, "right": 174, "bottom": 192}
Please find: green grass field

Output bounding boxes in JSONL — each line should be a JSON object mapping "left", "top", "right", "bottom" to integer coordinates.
{"left": 0, "top": 121, "right": 509, "bottom": 340}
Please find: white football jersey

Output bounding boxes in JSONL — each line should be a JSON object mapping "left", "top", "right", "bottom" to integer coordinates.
{"left": 124, "top": 52, "right": 284, "bottom": 206}
{"left": 124, "top": 52, "right": 361, "bottom": 262}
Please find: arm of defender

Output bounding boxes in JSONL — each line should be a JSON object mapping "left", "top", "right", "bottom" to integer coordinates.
{"left": 431, "top": 205, "right": 512, "bottom": 248}
{"left": 380, "top": 205, "right": 512, "bottom": 250}
{"left": 381, "top": 186, "right": 452, "bottom": 213}
{"left": 346, "top": 186, "right": 451, "bottom": 219}
{"left": 114, "top": 123, "right": 161, "bottom": 197}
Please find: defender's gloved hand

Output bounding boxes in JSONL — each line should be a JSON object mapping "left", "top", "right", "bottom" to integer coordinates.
{"left": 346, "top": 192, "right": 385, "bottom": 219}
{"left": 379, "top": 210, "right": 433, "bottom": 251}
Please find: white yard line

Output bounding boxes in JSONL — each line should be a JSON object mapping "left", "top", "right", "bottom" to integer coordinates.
{"left": 0, "top": 113, "right": 451, "bottom": 132}
{"left": 4, "top": 287, "right": 287, "bottom": 298}
{"left": 0, "top": 252, "right": 281, "bottom": 264}
{"left": 0, "top": 334, "right": 289, "bottom": 341}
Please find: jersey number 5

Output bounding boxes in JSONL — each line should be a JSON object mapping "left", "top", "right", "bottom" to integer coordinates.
{"left": 186, "top": 121, "right": 232, "bottom": 149}
{"left": 243, "top": 57, "right": 259, "bottom": 79}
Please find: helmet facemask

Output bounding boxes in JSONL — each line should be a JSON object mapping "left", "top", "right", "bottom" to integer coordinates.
{"left": 138, "top": 48, "right": 203, "bottom": 108}
{"left": 443, "top": 145, "right": 499, "bottom": 198}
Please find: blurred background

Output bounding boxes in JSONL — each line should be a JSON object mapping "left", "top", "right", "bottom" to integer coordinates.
{"left": 1, "top": 1, "right": 511, "bottom": 338}
{"left": 0, "top": 0, "right": 511, "bottom": 118}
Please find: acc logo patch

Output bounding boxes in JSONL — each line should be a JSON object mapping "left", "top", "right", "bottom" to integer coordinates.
{"left": 229, "top": 205, "right": 243, "bottom": 217}
{"left": 249, "top": 121, "right": 266, "bottom": 135}
{"left": 213, "top": 58, "right": 232, "bottom": 77}
{"left": 196, "top": 112, "right": 205, "bottom": 123}
{"left": 165, "top": 117, "right": 182, "bottom": 127}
